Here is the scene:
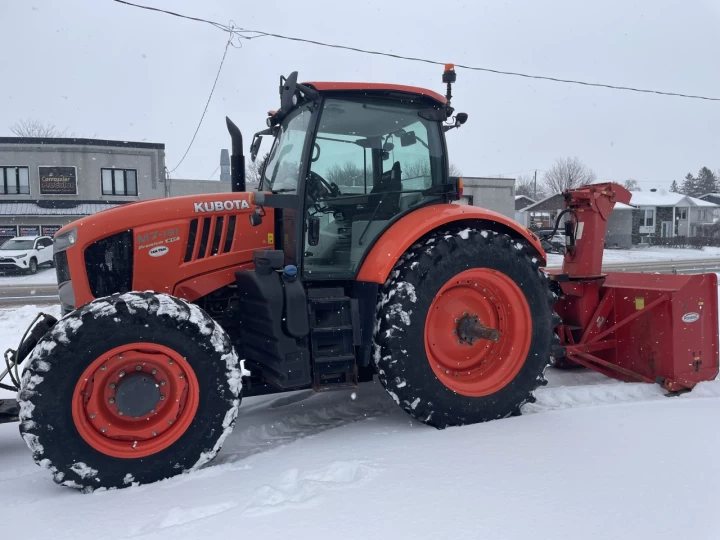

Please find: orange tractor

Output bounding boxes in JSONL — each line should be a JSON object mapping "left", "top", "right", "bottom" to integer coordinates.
{"left": 3, "top": 67, "right": 717, "bottom": 491}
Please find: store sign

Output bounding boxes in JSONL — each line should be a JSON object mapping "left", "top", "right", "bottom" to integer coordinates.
{"left": 19, "top": 226, "right": 40, "bottom": 237}
{"left": 0, "top": 226, "right": 17, "bottom": 237}
{"left": 39, "top": 166, "right": 77, "bottom": 195}
{"left": 42, "top": 225, "right": 62, "bottom": 237}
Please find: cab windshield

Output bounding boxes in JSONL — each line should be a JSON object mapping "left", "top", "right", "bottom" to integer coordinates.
{"left": 261, "top": 106, "right": 314, "bottom": 193}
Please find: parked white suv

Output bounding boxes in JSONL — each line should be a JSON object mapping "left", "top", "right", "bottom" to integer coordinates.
{"left": 0, "top": 236, "right": 54, "bottom": 275}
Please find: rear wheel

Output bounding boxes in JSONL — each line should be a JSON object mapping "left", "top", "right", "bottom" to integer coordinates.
{"left": 374, "top": 227, "right": 555, "bottom": 428}
{"left": 18, "top": 292, "right": 243, "bottom": 491}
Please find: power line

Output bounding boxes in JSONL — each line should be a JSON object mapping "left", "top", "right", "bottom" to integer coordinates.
{"left": 207, "top": 164, "right": 220, "bottom": 180}
{"left": 114, "top": 0, "right": 720, "bottom": 103}
{"left": 167, "top": 26, "right": 234, "bottom": 174}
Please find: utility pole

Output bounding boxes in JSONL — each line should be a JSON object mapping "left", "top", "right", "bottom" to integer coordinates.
{"left": 533, "top": 170, "right": 537, "bottom": 200}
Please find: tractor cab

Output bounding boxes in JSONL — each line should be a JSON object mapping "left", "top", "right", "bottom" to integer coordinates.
{"left": 231, "top": 69, "right": 468, "bottom": 392}
{"left": 246, "top": 71, "right": 466, "bottom": 278}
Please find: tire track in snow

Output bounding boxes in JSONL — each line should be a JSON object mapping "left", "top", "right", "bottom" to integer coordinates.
{"left": 212, "top": 385, "right": 397, "bottom": 467}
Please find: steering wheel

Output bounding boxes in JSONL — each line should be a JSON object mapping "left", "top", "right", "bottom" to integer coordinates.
{"left": 308, "top": 170, "right": 341, "bottom": 199}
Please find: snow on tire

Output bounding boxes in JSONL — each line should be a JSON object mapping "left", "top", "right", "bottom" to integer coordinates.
{"left": 374, "top": 228, "right": 556, "bottom": 428}
{"left": 18, "top": 291, "right": 243, "bottom": 492}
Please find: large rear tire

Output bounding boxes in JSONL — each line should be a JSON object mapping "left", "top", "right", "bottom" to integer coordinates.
{"left": 374, "top": 227, "right": 555, "bottom": 428}
{"left": 18, "top": 292, "right": 243, "bottom": 492}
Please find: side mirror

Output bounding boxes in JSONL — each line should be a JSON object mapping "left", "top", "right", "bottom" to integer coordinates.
{"left": 250, "top": 135, "right": 262, "bottom": 162}
{"left": 279, "top": 72, "right": 299, "bottom": 115}
{"left": 308, "top": 216, "right": 320, "bottom": 246}
{"left": 400, "top": 131, "right": 417, "bottom": 147}
{"left": 249, "top": 208, "right": 263, "bottom": 227}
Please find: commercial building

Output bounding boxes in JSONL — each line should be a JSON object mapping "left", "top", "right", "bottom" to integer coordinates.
{"left": 0, "top": 137, "right": 227, "bottom": 243}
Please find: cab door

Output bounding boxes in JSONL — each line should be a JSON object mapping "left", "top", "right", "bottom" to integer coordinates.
{"left": 302, "top": 96, "right": 446, "bottom": 279}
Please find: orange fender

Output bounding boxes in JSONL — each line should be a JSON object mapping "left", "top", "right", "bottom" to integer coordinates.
{"left": 356, "top": 204, "right": 546, "bottom": 284}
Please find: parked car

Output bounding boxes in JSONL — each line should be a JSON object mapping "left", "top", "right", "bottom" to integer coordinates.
{"left": 0, "top": 236, "right": 54, "bottom": 274}
{"left": 540, "top": 232, "right": 566, "bottom": 254}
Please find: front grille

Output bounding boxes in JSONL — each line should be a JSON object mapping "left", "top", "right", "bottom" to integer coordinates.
{"left": 54, "top": 251, "right": 70, "bottom": 283}
{"left": 84, "top": 231, "right": 133, "bottom": 298}
{"left": 183, "top": 215, "right": 237, "bottom": 263}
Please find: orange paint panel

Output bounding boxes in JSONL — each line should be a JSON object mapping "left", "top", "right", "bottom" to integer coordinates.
{"left": 356, "top": 204, "right": 546, "bottom": 284}
{"left": 173, "top": 263, "right": 253, "bottom": 302}
{"left": 56, "top": 193, "right": 274, "bottom": 308}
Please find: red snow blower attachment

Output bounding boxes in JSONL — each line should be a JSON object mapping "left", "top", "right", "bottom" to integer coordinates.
{"left": 549, "top": 183, "right": 719, "bottom": 391}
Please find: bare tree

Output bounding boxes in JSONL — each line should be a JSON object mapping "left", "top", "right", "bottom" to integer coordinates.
{"left": 542, "top": 157, "right": 596, "bottom": 194}
{"left": 449, "top": 163, "right": 462, "bottom": 177}
{"left": 623, "top": 178, "right": 641, "bottom": 191}
{"left": 245, "top": 153, "right": 269, "bottom": 187}
{"left": 10, "top": 119, "right": 70, "bottom": 138}
{"left": 515, "top": 173, "right": 544, "bottom": 200}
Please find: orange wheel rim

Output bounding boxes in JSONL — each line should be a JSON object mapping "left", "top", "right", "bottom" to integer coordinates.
{"left": 424, "top": 268, "right": 532, "bottom": 396}
{"left": 71, "top": 343, "right": 200, "bottom": 459}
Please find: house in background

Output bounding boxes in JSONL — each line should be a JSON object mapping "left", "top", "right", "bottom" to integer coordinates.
{"left": 515, "top": 189, "right": 718, "bottom": 248}
{"left": 628, "top": 191, "right": 717, "bottom": 242}
{"left": 699, "top": 193, "right": 720, "bottom": 206}
{"left": 514, "top": 195, "right": 535, "bottom": 224}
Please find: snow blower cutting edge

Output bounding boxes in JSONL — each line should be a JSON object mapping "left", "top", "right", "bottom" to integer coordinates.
{"left": 3, "top": 65, "right": 717, "bottom": 491}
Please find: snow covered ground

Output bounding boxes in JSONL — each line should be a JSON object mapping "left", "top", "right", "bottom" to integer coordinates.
{"left": 546, "top": 245, "right": 720, "bottom": 267}
{"left": 1, "top": 300, "right": 720, "bottom": 539}
{"left": 0, "top": 267, "right": 57, "bottom": 286}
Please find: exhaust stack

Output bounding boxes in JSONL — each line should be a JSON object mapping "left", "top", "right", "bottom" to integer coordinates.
{"left": 225, "top": 117, "right": 245, "bottom": 192}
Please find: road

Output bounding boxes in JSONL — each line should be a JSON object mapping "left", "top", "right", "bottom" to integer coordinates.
{"left": 0, "top": 257, "right": 720, "bottom": 307}
{"left": 0, "top": 284, "right": 60, "bottom": 306}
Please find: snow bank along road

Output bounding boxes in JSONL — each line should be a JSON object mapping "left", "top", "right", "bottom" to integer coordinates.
{"left": 1, "top": 301, "right": 720, "bottom": 539}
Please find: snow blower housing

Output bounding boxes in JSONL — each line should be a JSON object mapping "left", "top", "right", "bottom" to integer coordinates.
{"left": 4, "top": 66, "right": 717, "bottom": 492}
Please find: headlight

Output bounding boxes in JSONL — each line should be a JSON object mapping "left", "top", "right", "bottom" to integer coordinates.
{"left": 54, "top": 228, "right": 78, "bottom": 252}
{"left": 14, "top": 253, "right": 27, "bottom": 259}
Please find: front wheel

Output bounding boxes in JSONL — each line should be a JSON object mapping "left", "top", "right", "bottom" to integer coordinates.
{"left": 374, "top": 228, "right": 555, "bottom": 428}
{"left": 18, "top": 292, "right": 243, "bottom": 491}
{"left": 26, "top": 258, "right": 37, "bottom": 275}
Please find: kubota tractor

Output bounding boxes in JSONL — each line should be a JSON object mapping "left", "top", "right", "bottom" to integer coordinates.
{"left": 3, "top": 66, "right": 717, "bottom": 492}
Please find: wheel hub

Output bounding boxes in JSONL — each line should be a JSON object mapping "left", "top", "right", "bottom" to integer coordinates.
{"left": 456, "top": 314, "right": 500, "bottom": 345}
{"left": 72, "top": 343, "right": 199, "bottom": 459}
{"left": 424, "top": 268, "right": 532, "bottom": 397}
{"left": 114, "top": 372, "right": 161, "bottom": 418}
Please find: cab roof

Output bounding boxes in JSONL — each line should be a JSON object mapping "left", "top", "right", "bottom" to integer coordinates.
{"left": 303, "top": 82, "right": 447, "bottom": 105}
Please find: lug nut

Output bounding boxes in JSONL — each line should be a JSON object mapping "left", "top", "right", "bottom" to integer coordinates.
{"left": 119, "top": 370, "right": 126, "bottom": 378}
{"left": 168, "top": 419, "right": 174, "bottom": 425}
{"left": 452, "top": 329, "right": 457, "bottom": 335}
{"left": 152, "top": 431, "right": 157, "bottom": 437}
{"left": 100, "top": 365, "right": 106, "bottom": 371}
{"left": 178, "top": 374, "right": 184, "bottom": 379}
{"left": 118, "top": 354, "right": 124, "bottom": 360}
{"left": 109, "top": 383, "right": 116, "bottom": 389}
{"left": 135, "top": 365, "right": 142, "bottom": 371}
{"left": 151, "top": 369, "right": 157, "bottom": 375}
{"left": 109, "top": 398, "right": 115, "bottom": 404}
{"left": 101, "top": 427, "right": 107, "bottom": 433}
{"left": 160, "top": 380, "right": 166, "bottom": 386}
{"left": 159, "top": 395, "right": 165, "bottom": 401}
{"left": 118, "top": 411, "right": 123, "bottom": 416}
{"left": 457, "top": 340, "right": 462, "bottom": 345}
{"left": 463, "top": 312, "right": 468, "bottom": 316}
{"left": 168, "top": 359, "right": 174, "bottom": 365}
{"left": 89, "top": 413, "right": 96, "bottom": 419}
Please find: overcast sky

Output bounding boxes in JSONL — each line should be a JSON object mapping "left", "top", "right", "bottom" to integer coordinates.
{"left": 2, "top": 0, "right": 718, "bottom": 190}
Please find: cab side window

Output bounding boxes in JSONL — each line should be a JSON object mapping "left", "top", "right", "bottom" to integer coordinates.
{"left": 303, "top": 98, "right": 444, "bottom": 278}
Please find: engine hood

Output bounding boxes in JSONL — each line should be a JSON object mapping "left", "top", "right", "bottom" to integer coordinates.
{"left": 60, "top": 192, "right": 275, "bottom": 308}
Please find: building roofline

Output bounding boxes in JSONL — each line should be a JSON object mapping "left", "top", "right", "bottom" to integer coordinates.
{"left": 0, "top": 137, "right": 164, "bottom": 150}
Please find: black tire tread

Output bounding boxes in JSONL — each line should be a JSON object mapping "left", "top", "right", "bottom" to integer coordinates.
{"left": 18, "top": 291, "right": 243, "bottom": 492}
{"left": 374, "top": 227, "right": 557, "bottom": 428}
